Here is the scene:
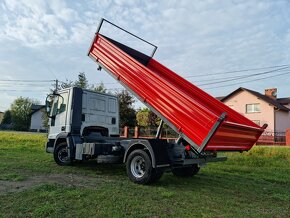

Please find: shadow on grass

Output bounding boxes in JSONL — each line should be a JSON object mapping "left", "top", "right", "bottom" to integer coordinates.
{"left": 65, "top": 160, "right": 271, "bottom": 191}
{"left": 68, "top": 160, "right": 126, "bottom": 177}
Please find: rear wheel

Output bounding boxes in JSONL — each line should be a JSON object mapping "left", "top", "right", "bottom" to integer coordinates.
{"left": 149, "top": 168, "right": 164, "bottom": 183}
{"left": 171, "top": 164, "right": 200, "bottom": 177}
{"left": 126, "top": 149, "right": 162, "bottom": 184}
{"left": 54, "top": 142, "right": 72, "bottom": 166}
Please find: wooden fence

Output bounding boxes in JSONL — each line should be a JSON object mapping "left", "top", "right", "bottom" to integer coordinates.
{"left": 120, "top": 127, "right": 289, "bottom": 146}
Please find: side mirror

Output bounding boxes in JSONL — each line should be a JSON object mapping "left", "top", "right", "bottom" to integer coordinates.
{"left": 45, "top": 94, "right": 54, "bottom": 118}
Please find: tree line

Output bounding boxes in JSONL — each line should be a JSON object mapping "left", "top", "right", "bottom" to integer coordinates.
{"left": 0, "top": 73, "right": 159, "bottom": 131}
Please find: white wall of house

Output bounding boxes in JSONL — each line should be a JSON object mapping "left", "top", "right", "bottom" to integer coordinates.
{"left": 0, "top": 112, "right": 3, "bottom": 124}
{"left": 30, "top": 109, "right": 45, "bottom": 131}
{"left": 275, "top": 103, "right": 290, "bottom": 132}
{"left": 223, "top": 90, "right": 275, "bottom": 131}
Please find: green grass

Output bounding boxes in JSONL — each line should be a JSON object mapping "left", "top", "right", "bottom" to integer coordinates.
{"left": 0, "top": 131, "right": 289, "bottom": 217}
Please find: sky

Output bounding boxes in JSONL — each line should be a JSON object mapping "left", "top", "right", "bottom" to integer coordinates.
{"left": 0, "top": 0, "right": 290, "bottom": 111}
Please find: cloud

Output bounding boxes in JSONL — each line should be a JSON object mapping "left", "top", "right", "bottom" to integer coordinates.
{"left": 0, "top": 0, "right": 290, "bottom": 110}
{"left": 0, "top": 93, "right": 18, "bottom": 111}
{"left": 0, "top": 0, "right": 80, "bottom": 46}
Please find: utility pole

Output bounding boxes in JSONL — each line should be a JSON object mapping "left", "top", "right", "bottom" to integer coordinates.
{"left": 55, "top": 79, "right": 58, "bottom": 91}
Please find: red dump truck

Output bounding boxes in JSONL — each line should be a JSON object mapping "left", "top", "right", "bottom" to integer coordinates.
{"left": 45, "top": 19, "right": 266, "bottom": 184}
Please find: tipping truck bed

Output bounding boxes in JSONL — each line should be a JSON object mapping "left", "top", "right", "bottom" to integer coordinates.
{"left": 88, "top": 19, "right": 266, "bottom": 153}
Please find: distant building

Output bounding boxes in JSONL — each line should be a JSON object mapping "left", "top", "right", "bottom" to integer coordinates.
{"left": 0, "top": 111, "right": 3, "bottom": 124}
{"left": 217, "top": 87, "right": 290, "bottom": 132}
{"left": 30, "top": 105, "right": 46, "bottom": 132}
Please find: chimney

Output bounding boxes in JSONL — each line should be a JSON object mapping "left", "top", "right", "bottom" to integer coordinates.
{"left": 265, "top": 88, "right": 277, "bottom": 99}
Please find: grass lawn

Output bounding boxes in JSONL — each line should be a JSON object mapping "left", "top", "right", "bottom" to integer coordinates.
{"left": 0, "top": 131, "right": 289, "bottom": 217}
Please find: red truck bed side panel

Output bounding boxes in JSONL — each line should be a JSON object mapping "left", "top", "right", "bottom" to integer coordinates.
{"left": 89, "top": 34, "right": 265, "bottom": 151}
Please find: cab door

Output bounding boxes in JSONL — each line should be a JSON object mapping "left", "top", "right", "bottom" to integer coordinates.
{"left": 48, "top": 90, "right": 70, "bottom": 139}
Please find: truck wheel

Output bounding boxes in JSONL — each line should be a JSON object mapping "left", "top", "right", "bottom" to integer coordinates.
{"left": 171, "top": 164, "right": 200, "bottom": 177}
{"left": 149, "top": 168, "right": 164, "bottom": 183}
{"left": 126, "top": 149, "right": 156, "bottom": 184}
{"left": 54, "top": 142, "right": 72, "bottom": 166}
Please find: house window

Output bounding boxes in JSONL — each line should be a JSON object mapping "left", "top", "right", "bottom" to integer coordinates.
{"left": 246, "top": 103, "right": 261, "bottom": 113}
{"left": 252, "top": 120, "right": 260, "bottom": 125}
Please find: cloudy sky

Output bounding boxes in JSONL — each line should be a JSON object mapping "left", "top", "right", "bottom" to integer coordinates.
{"left": 0, "top": 0, "right": 290, "bottom": 111}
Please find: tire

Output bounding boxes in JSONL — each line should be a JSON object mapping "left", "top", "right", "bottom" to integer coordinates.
{"left": 53, "top": 142, "right": 73, "bottom": 166}
{"left": 126, "top": 149, "right": 157, "bottom": 184}
{"left": 171, "top": 164, "right": 200, "bottom": 177}
{"left": 149, "top": 168, "right": 164, "bottom": 183}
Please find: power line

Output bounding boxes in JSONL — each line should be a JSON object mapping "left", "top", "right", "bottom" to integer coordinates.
{"left": 192, "top": 67, "right": 290, "bottom": 83}
{"left": 0, "top": 89, "right": 49, "bottom": 92}
{"left": 0, "top": 83, "right": 53, "bottom": 86}
{"left": 184, "top": 64, "right": 290, "bottom": 78}
{"left": 0, "top": 79, "right": 54, "bottom": 82}
{"left": 197, "top": 66, "right": 289, "bottom": 86}
{"left": 203, "top": 70, "right": 290, "bottom": 90}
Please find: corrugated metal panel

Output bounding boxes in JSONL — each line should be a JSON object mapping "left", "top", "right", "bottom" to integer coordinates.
{"left": 89, "top": 34, "right": 265, "bottom": 151}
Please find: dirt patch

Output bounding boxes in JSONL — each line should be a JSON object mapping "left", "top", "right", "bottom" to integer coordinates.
{"left": 0, "top": 174, "right": 105, "bottom": 193}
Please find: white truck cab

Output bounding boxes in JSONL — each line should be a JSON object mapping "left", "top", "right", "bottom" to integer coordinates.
{"left": 47, "top": 87, "right": 119, "bottom": 141}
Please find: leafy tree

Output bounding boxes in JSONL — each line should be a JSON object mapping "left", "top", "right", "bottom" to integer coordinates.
{"left": 1, "top": 110, "right": 12, "bottom": 124}
{"left": 59, "top": 79, "right": 74, "bottom": 89}
{"left": 136, "top": 108, "right": 159, "bottom": 127}
{"left": 116, "top": 90, "right": 136, "bottom": 127}
{"left": 74, "top": 72, "right": 89, "bottom": 89}
{"left": 136, "top": 108, "right": 149, "bottom": 127}
{"left": 148, "top": 110, "right": 159, "bottom": 127}
{"left": 94, "top": 82, "right": 107, "bottom": 93}
{"left": 57, "top": 72, "right": 107, "bottom": 93}
{"left": 10, "top": 97, "right": 34, "bottom": 131}
{"left": 58, "top": 72, "right": 89, "bottom": 90}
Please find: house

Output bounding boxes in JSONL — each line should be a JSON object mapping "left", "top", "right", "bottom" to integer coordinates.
{"left": 0, "top": 111, "right": 3, "bottom": 124}
{"left": 30, "top": 105, "right": 46, "bottom": 132}
{"left": 218, "top": 88, "right": 290, "bottom": 132}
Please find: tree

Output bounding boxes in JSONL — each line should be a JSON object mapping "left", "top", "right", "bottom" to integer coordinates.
{"left": 1, "top": 110, "right": 12, "bottom": 124}
{"left": 59, "top": 79, "right": 73, "bottom": 89}
{"left": 10, "top": 97, "right": 34, "bottom": 131}
{"left": 57, "top": 72, "right": 107, "bottom": 93}
{"left": 94, "top": 82, "right": 107, "bottom": 93}
{"left": 58, "top": 72, "right": 89, "bottom": 90}
{"left": 116, "top": 90, "right": 136, "bottom": 127}
{"left": 74, "top": 72, "right": 89, "bottom": 89}
{"left": 136, "top": 108, "right": 149, "bottom": 127}
{"left": 148, "top": 110, "right": 159, "bottom": 127}
{"left": 136, "top": 108, "right": 159, "bottom": 127}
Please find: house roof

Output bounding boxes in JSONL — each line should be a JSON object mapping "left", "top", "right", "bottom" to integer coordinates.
{"left": 31, "top": 104, "right": 45, "bottom": 111}
{"left": 219, "top": 87, "right": 290, "bottom": 111}
{"left": 31, "top": 104, "right": 45, "bottom": 115}
{"left": 215, "top": 96, "right": 225, "bottom": 101}
{"left": 277, "top": 98, "right": 290, "bottom": 105}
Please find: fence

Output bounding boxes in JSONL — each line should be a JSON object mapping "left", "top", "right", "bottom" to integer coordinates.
{"left": 256, "top": 131, "right": 286, "bottom": 146}
{"left": 120, "top": 126, "right": 178, "bottom": 139}
{"left": 120, "top": 127, "right": 288, "bottom": 146}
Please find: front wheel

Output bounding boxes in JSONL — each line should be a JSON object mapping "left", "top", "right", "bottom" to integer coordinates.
{"left": 126, "top": 149, "right": 162, "bottom": 184}
{"left": 53, "top": 142, "right": 72, "bottom": 166}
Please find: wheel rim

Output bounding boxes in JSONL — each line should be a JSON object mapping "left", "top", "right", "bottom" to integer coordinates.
{"left": 130, "top": 156, "right": 146, "bottom": 178}
{"left": 58, "top": 147, "right": 69, "bottom": 163}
